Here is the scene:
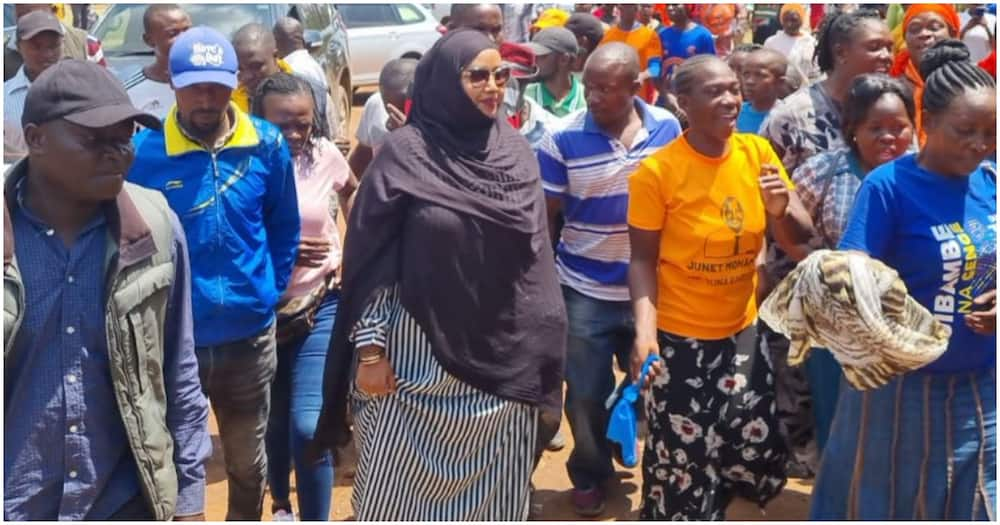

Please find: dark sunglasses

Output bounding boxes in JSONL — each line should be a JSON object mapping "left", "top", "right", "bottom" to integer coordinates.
{"left": 462, "top": 66, "right": 512, "bottom": 87}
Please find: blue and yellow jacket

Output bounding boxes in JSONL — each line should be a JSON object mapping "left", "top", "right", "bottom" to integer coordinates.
{"left": 129, "top": 103, "right": 300, "bottom": 346}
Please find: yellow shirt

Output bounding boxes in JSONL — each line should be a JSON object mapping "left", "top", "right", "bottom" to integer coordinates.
{"left": 627, "top": 133, "right": 793, "bottom": 339}
{"left": 231, "top": 58, "right": 293, "bottom": 113}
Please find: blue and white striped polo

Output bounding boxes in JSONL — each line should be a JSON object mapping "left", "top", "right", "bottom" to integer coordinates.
{"left": 538, "top": 98, "right": 681, "bottom": 301}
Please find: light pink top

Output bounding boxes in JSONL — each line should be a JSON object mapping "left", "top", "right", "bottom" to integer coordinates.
{"left": 284, "top": 137, "right": 349, "bottom": 299}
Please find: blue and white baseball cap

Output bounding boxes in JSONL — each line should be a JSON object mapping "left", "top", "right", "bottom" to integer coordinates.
{"left": 169, "top": 26, "right": 238, "bottom": 89}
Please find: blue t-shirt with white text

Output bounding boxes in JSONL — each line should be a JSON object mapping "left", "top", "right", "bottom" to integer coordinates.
{"left": 839, "top": 154, "right": 997, "bottom": 373}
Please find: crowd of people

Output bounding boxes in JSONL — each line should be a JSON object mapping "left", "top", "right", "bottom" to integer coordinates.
{"left": 2, "top": 2, "right": 996, "bottom": 522}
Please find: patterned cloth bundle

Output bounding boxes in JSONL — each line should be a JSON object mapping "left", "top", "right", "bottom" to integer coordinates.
{"left": 759, "top": 250, "right": 950, "bottom": 390}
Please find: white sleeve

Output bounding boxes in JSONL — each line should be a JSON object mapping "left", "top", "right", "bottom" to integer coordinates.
{"left": 356, "top": 94, "right": 386, "bottom": 147}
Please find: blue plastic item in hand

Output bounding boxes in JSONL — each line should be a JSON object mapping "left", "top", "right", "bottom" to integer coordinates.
{"left": 606, "top": 354, "right": 661, "bottom": 468}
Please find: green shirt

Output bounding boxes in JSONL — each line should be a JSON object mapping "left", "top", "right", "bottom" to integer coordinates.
{"left": 524, "top": 76, "right": 587, "bottom": 118}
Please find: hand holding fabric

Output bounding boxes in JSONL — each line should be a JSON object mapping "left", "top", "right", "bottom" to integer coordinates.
{"left": 630, "top": 338, "right": 663, "bottom": 390}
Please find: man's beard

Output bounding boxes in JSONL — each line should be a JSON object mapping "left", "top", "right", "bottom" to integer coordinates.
{"left": 183, "top": 110, "right": 225, "bottom": 140}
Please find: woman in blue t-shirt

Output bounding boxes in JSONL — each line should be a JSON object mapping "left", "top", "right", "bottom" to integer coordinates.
{"left": 813, "top": 40, "right": 997, "bottom": 520}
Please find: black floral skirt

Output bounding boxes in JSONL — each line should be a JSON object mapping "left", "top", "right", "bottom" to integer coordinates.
{"left": 640, "top": 323, "right": 788, "bottom": 520}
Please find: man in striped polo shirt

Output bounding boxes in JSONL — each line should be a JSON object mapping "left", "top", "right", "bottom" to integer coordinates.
{"left": 537, "top": 42, "right": 681, "bottom": 517}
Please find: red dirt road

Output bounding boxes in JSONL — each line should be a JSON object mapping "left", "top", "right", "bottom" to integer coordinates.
{"left": 203, "top": 411, "right": 813, "bottom": 521}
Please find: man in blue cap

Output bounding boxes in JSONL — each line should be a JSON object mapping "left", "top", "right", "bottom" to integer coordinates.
{"left": 128, "top": 26, "right": 300, "bottom": 521}
{"left": 3, "top": 59, "right": 210, "bottom": 521}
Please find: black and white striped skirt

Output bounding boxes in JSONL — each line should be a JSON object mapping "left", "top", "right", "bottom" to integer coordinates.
{"left": 350, "top": 302, "right": 538, "bottom": 520}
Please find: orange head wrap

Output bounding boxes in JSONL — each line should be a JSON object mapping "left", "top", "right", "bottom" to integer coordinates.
{"left": 779, "top": 4, "right": 808, "bottom": 27}
{"left": 889, "top": 5, "right": 960, "bottom": 149}
{"left": 891, "top": 4, "right": 961, "bottom": 77}
{"left": 902, "top": 4, "right": 960, "bottom": 35}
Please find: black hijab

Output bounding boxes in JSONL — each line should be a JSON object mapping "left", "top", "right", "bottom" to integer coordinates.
{"left": 313, "top": 29, "right": 567, "bottom": 454}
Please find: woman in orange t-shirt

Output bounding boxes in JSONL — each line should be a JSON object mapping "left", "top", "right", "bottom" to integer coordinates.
{"left": 627, "top": 55, "right": 814, "bottom": 520}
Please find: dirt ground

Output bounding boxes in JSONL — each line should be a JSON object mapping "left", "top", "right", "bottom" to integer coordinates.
{"left": 204, "top": 412, "right": 813, "bottom": 521}
{"left": 202, "top": 91, "right": 815, "bottom": 521}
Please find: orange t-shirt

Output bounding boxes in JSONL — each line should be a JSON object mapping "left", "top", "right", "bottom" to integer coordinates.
{"left": 627, "top": 133, "right": 794, "bottom": 340}
{"left": 600, "top": 25, "right": 663, "bottom": 103}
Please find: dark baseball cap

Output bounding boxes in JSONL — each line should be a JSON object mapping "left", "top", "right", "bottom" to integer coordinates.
{"left": 21, "top": 59, "right": 162, "bottom": 130}
{"left": 526, "top": 27, "right": 579, "bottom": 57}
{"left": 564, "top": 13, "right": 605, "bottom": 45}
{"left": 16, "top": 10, "right": 63, "bottom": 42}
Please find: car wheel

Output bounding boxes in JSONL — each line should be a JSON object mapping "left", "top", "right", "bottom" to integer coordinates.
{"left": 333, "top": 79, "right": 351, "bottom": 142}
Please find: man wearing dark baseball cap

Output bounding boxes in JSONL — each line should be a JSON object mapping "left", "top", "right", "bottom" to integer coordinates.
{"left": 128, "top": 25, "right": 301, "bottom": 521}
{"left": 564, "top": 13, "right": 606, "bottom": 72}
{"left": 3, "top": 59, "right": 211, "bottom": 521}
{"left": 524, "top": 27, "right": 586, "bottom": 117}
{"left": 4, "top": 4, "right": 109, "bottom": 82}
{"left": 4, "top": 10, "right": 65, "bottom": 164}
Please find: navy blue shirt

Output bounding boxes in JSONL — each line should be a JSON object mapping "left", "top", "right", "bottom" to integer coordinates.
{"left": 4, "top": 180, "right": 211, "bottom": 519}
{"left": 839, "top": 155, "right": 997, "bottom": 373}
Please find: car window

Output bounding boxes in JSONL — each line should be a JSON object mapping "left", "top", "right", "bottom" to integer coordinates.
{"left": 4, "top": 5, "right": 15, "bottom": 28}
{"left": 336, "top": 4, "right": 398, "bottom": 28}
{"left": 94, "top": 4, "right": 274, "bottom": 56}
{"left": 95, "top": 6, "right": 136, "bottom": 52}
{"left": 294, "top": 4, "right": 331, "bottom": 31}
{"left": 395, "top": 4, "right": 426, "bottom": 25}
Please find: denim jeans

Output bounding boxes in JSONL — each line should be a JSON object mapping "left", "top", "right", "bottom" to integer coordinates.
{"left": 196, "top": 324, "right": 277, "bottom": 521}
{"left": 266, "top": 291, "right": 338, "bottom": 521}
{"left": 561, "top": 286, "right": 634, "bottom": 490}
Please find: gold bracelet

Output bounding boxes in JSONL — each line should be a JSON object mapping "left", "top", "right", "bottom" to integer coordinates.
{"left": 358, "top": 346, "right": 385, "bottom": 359}
{"left": 358, "top": 347, "right": 385, "bottom": 361}
{"left": 358, "top": 355, "right": 385, "bottom": 366}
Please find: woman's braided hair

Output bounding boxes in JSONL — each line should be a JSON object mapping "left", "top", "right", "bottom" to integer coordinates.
{"left": 918, "top": 39, "right": 995, "bottom": 114}
{"left": 814, "top": 8, "right": 883, "bottom": 74}
{"left": 251, "top": 72, "right": 326, "bottom": 144}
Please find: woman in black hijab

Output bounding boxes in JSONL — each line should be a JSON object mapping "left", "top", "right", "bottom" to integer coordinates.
{"left": 313, "top": 29, "right": 567, "bottom": 520}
